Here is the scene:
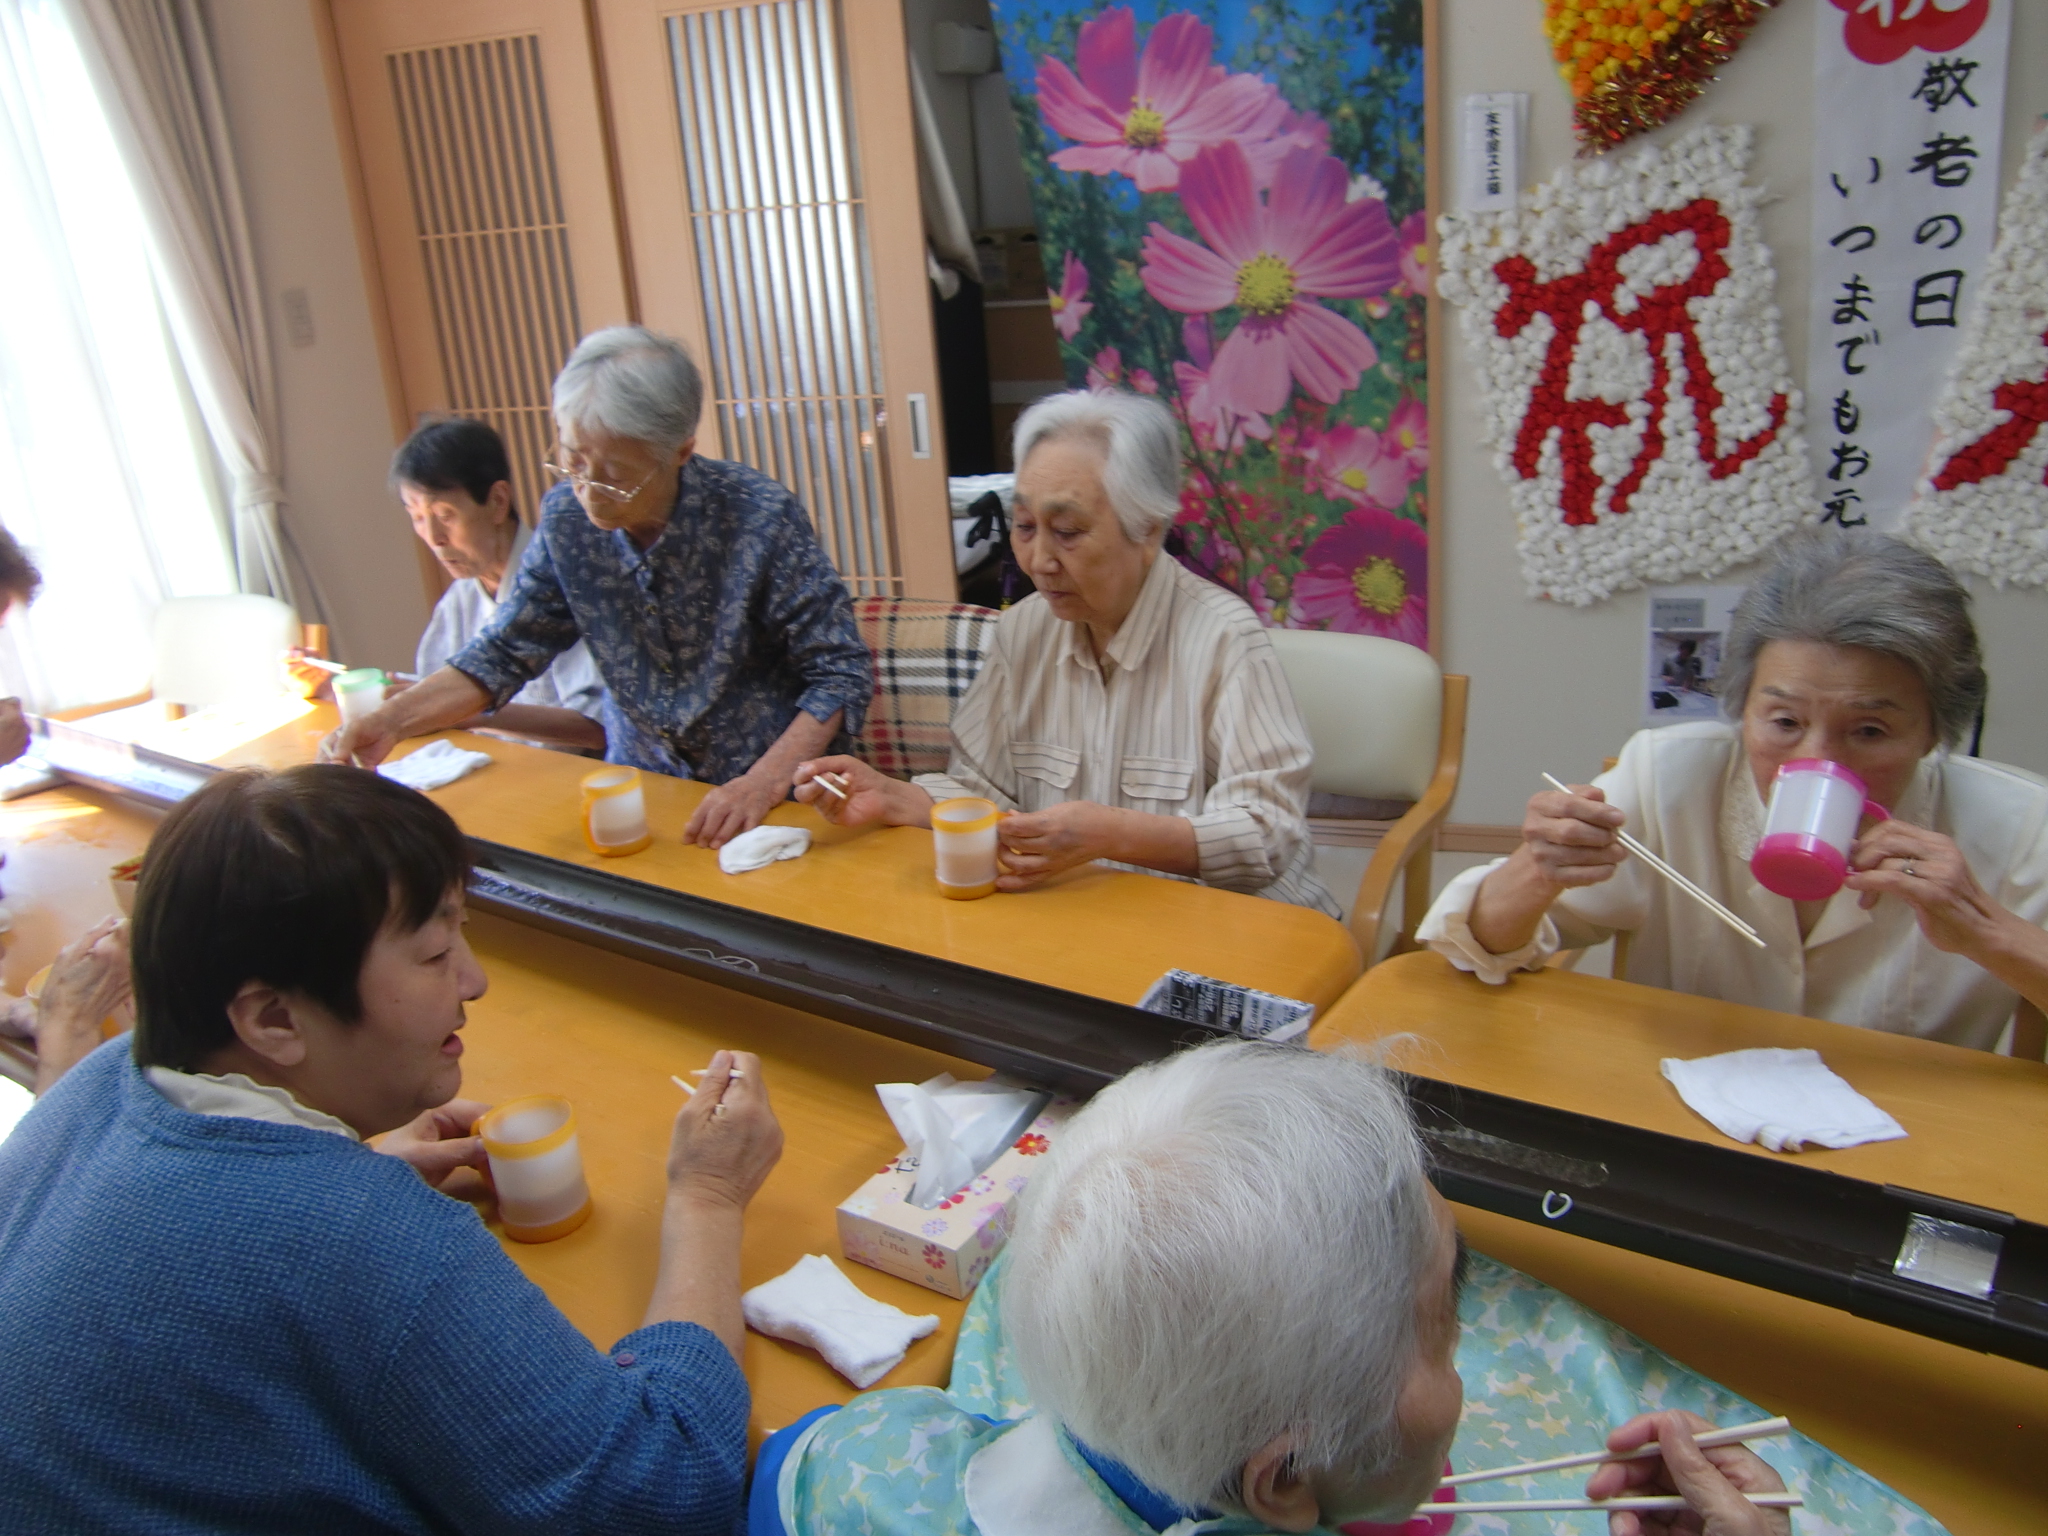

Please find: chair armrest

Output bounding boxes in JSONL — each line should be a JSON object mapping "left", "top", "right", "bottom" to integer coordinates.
{"left": 1349, "top": 674, "right": 1468, "bottom": 963}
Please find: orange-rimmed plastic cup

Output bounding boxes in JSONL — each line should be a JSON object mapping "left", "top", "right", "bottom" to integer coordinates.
{"left": 475, "top": 1095, "right": 593, "bottom": 1242}
{"left": 931, "top": 797, "right": 1001, "bottom": 900}
{"left": 581, "top": 766, "right": 651, "bottom": 857}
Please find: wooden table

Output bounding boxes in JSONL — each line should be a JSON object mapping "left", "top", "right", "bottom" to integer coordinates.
{"left": 209, "top": 706, "right": 1364, "bottom": 1011}
{"left": 14, "top": 711, "right": 1360, "bottom": 1437}
{"left": 1313, "top": 952, "right": 2048, "bottom": 1536}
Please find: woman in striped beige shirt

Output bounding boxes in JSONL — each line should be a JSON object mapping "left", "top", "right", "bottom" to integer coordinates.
{"left": 795, "top": 391, "right": 1338, "bottom": 916}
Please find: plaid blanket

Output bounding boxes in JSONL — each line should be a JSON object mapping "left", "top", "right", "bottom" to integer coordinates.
{"left": 850, "top": 597, "right": 1001, "bottom": 779}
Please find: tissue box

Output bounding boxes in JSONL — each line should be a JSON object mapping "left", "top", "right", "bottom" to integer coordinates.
{"left": 837, "top": 1098, "right": 1076, "bottom": 1299}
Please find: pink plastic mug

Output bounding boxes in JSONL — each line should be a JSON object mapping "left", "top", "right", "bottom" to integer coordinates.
{"left": 1750, "top": 759, "right": 1889, "bottom": 902}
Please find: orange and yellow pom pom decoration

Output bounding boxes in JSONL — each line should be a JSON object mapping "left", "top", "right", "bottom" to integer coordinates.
{"left": 1542, "top": 0, "right": 1783, "bottom": 154}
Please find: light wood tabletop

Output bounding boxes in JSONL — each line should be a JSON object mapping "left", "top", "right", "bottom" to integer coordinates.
{"left": 210, "top": 705, "right": 1364, "bottom": 1012}
{"left": 1314, "top": 952, "right": 2047, "bottom": 1536}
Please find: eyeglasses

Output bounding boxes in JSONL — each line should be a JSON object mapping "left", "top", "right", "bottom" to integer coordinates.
{"left": 541, "top": 449, "right": 660, "bottom": 506}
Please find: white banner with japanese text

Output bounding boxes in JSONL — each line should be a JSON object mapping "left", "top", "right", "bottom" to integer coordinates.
{"left": 1806, "top": 0, "right": 2009, "bottom": 531}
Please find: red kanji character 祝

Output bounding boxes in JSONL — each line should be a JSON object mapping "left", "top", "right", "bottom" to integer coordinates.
{"left": 1930, "top": 328, "right": 2048, "bottom": 492}
{"left": 1491, "top": 199, "right": 1789, "bottom": 527}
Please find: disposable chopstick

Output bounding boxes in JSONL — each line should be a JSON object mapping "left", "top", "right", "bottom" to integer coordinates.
{"left": 1436, "top": 1493, "right": 1801, "bottom": 1515}
{"left": 293, "top": 654, "right": 347, "bottom": 674}
{"left": 1542, "top": 773, "right": 1766, "bottom": 949}
{"left": 1441, "top": 1415, "right": 1792, "bottom": 1487}
{"left": 670, "top": 1075, "right": 696, "bottom": 1096}
{"left": 815, "top": 771, "right": 849, "bottom": 802}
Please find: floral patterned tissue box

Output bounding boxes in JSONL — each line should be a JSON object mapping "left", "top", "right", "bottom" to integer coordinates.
{"left": 836, "top": 1100, "right": 1076, "bottom": 1300}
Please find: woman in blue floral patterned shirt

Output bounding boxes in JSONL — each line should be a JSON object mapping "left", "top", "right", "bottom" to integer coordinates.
{"left": 325, "top": 327, "right": 872, "bottom": 849}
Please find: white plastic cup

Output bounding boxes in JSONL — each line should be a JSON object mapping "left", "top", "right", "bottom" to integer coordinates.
{"left": 931, "top": 797, "right": 1001, "bottom": 900}
{"left": 1750, "top": 759, "right": 1888, "bottom": 901}
{"left": 582, "top": 766, "right": 651, "bottom": 856}
{"left": 476, "top": 1095, "right": 593, "bottom": 1243}
{"left": 332, "top": 668, "right": 387, "bottom": 726}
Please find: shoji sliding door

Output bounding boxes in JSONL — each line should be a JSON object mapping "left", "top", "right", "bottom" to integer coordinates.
{"left": 326, "top": 0, "right": 954, "bottom": 602}
{"left": 325, "top": 0, "right": 632, "bottom": 540}
{"left": 596, "top": 0, "right": 954, "bottom": 599}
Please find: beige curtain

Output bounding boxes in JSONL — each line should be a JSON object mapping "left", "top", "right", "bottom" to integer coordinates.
{"left": 67, "top": 0, "right": 299, "bottom": 608}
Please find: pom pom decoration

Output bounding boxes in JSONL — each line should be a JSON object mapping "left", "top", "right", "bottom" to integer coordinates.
{"left": 1542, "top": 0, "right": 1785, "bottom": 154}
{"left": 1898, "top": 126, "right": 2048, "bottom": 587}
{"left": 1437, "top": 126, "right": 1815, "bottom": 606}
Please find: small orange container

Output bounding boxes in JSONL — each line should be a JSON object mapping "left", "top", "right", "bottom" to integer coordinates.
{"left": 581, "top": 766, "right": 652, "bottom": 857}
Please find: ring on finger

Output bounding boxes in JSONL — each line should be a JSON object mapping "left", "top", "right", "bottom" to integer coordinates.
{"left": 1902, "top": 858, "right": 1917, "bottom": 878}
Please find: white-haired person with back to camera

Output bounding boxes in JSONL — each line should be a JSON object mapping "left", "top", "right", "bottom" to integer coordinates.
{"left": 793, "top": 390, "right": 1337, "bottom": 915}
{"left": 750, "top": 1037, "right": 1940, "bottom": 1536}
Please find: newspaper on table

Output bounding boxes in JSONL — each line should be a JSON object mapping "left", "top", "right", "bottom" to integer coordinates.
{"left": 1138, "top": 969, "right": 1315, "bottom": 1042}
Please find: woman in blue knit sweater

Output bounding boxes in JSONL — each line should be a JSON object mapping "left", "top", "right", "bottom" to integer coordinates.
{"left": 0, "top": 764, "right": 783, "bottom": 1534}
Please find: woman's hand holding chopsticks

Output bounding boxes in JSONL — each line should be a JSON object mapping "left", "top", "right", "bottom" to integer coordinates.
{"left": 1465, "top": 780, "right": 1629, "bottom": 955}
{"left": 1585, "top": 1410, "right": 1792, "bottom": 1536}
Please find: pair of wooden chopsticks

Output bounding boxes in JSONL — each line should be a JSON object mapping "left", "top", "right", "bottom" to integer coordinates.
{"left": 1543, "top": 772, "right": 1766, "bottom": 949}
{"left": 290, "top": 653, "right": 421, "bottom": 684}
{"left": 1422, "top": 1414, "right": 1797, "bottom": 1516}
{"left": 811, "top": 770, "right": 850, "bottom": 802}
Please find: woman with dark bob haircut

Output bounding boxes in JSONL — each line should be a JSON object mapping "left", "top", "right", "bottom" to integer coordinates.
{"left": 0, "top": 764, "right": 783, "bottom": 1534}
{"left": 1422, "top": 529, "right": 2048, "bottom": 1052}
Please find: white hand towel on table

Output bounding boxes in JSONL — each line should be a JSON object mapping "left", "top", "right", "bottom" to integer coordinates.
{"left": 377, "top": 740, "right": 491, "bottom": 792}
{"left": 718, "top": 824, "right": 811, "bottom": 874}
{"left": 1660, "top": 1047, "right": 1907, "bottom": 1153}
{"left": 742, "top": 1253, "right": 938, "bottom": 1387}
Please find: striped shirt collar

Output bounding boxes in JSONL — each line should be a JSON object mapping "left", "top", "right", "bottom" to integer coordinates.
{"left": 1060, "top": 549, "right": 1178, "bottom": 679}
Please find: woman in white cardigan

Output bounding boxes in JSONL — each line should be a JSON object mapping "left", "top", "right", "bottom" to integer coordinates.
{"left": 1421, "top": 530, "right": 2048, "bottom": 1052}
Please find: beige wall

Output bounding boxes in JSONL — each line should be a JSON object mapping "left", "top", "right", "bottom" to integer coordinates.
{"left": 1438, "top": 0, "right": 2048, "bottom": 826}
{"left": 206, "top": 0, "right": 426, "bottom": 675}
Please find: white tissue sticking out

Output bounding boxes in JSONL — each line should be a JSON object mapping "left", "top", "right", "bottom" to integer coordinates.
{"left": 717, "top": 824, "right": 811, "bottom": 874}
{"left": 1659, "top": 1047, "right": 1907, "bottom": 1153}
{"left": 876, "top": 1072, "right": 1051, "bottom": 1208}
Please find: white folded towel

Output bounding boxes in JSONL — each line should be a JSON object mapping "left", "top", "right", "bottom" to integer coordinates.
{"left": 718, "top": 824, "right": 811, "bottom": 874}
{"left": 1660, "top": 1047, "right": 1908, "bottom": 1153}
{"left": 377, "top": 739, "right": 492, "bottom": 792}
{"left": 742, "top": 1254, "right": 938, "bottom": 1387}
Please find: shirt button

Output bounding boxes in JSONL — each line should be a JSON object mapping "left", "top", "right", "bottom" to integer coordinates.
{"left": 615, "top": 1351, "right": 637, "bottom": 1367}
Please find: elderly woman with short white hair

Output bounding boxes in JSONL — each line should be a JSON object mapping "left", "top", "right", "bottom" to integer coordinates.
{"left": 1422, "top": 529, "right": 2048, "bottom": 1052}
{"left": 751, "top": 1037, "right": 1934, "bottom": 1534}
{"left": 796, "top": 391, "right": 1336, "bottom": 914}
{"left": 326, "top": 326, "right": 872, "bottom": 850}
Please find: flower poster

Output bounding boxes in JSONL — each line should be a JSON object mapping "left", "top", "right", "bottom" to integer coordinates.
{"left": 1437, "top": 126, "right": 1813, "bottom": 606}
{"left": 988, "top": 1, "right": 1430, "bottom": 645}
{"left": 1899, "top": 126, "right": 2048, "bottom": 586}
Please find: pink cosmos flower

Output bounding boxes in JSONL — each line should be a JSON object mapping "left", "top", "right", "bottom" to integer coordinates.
{"left": 1049, "top": 252, "right": 1092, "bottom": 342}
{"left": 1142, "top": 143, "right": 1400, "bottom": 417}
{"left": 1312, "top": 424, "right": 1416, "bottom": 509}
{"left": 1383, "top": 395, "right": 1429, "bottom": 479}
{"left": 1396, "top": 210, "right": 1434, "bottom": 297}
{"left": 1088, "top": 347, "right": 1157, "bottom": 395}
{"left": 1291, "top": 509, "right": 1428, "bottom": 647}
{"left": 1036, "top": 8, "right": 1286, "bottom": 193}
{"left": 1244, "top": 106, "right": 1331, "bottom": 190}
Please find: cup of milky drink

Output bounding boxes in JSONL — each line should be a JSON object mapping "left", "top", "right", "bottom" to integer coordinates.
{"left": 332, "top": 668, "right": 388, "bottom": 727}
{"left": 475, "top": 1095, "right": 593, "bottom": 1243}
{"left": 931, "top": 797, "right": 1002, "bottom": 900}
{"left": 581, "top": 766, "right": 652, "bottom": 856}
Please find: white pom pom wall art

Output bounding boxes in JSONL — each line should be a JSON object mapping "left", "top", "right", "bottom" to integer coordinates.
{"left": 1437, "top": 125, "right": 1816, "bottom": 605}
{"left": 1898, "top": 126, "right": 2048, "bottom": 587}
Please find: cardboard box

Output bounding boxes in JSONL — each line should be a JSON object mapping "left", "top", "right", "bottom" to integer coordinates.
{"left": 837, "top": 1098, "right": 1076, "bottom": 1299}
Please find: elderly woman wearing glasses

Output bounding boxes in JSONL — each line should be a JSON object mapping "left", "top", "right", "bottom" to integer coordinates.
{"left": 325, "top": 327, "right": 872, "bottom": 849}
{"left": 794, "top": 391, "right": 1334, "bottom": 913}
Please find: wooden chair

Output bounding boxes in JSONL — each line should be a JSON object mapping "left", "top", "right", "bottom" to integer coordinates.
{"left": 1267, "top": 630, "right": 1468, "bottom": 965}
